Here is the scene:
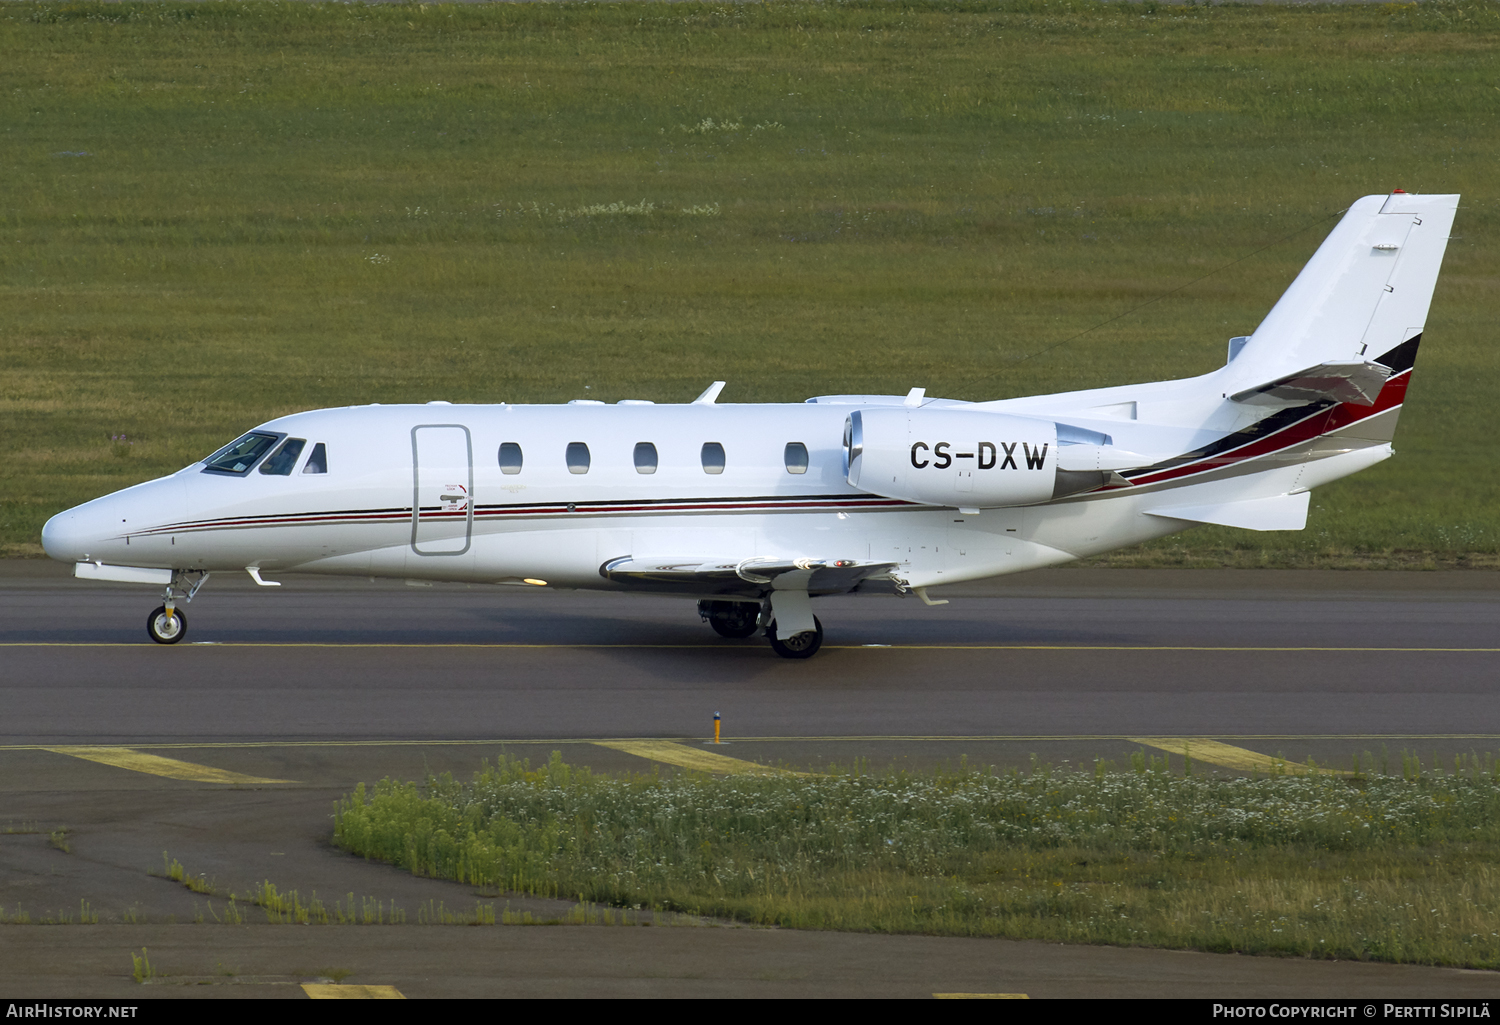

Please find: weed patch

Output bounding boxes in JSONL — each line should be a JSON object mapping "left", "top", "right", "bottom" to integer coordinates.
{"left": 160, "top": 853, "right": 216, "bottom": 895}
{"left": 130, "top": 949, "right": 153, "bottom": 984}
{"left": 334, "top": 752, "right": 1500, "bottom": 967}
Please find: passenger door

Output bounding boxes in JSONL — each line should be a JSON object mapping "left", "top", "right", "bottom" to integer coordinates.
{"left": 411, "top": 425, "right": 473, "bottom": 556}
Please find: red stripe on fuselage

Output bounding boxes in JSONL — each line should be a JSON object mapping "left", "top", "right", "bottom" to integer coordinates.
{"left": 137, "top": 496, "right": 915, "bottom": 536}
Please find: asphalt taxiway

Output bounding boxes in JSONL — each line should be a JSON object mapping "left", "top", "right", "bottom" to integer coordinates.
{"left": 3, "top": 561, "right": 1499, "bottom": 998}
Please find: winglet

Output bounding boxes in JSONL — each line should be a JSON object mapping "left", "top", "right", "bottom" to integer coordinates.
{"left": 692, "top": 381, "right": 726, "bottom": 405}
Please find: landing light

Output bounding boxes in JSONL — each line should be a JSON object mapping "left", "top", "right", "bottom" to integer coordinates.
{"left": 523, "top": 578, "right": 548, "bottom": 586}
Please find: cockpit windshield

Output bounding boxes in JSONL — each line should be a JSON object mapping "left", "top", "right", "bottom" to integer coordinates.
{"left": 201, "top": 432, "right": 283, "bottom": 476}
{"left": 258, "top": 438, "right": 306, "bottom": 476}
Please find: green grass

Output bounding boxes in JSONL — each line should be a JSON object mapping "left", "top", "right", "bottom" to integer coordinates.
{"left": 2, "top": 1, "right": 1497, "bottom": 563}
{"left": 334, "top": 751, "right": 1500, "bottom": 966}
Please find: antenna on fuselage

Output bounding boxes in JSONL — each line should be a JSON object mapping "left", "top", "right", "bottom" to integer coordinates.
{"left": 691, "top": 381, "right": 726, "bottom": 405}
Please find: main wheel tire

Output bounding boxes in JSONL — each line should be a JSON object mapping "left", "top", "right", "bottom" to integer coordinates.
{"left": 147, "top": 605, "right": 187, "bottom": 645}
{"left": 703, "top": 600, "right": 760, "bottom": 639}
{"left": 767, "top": 616, "right": 823, "bottom": 659}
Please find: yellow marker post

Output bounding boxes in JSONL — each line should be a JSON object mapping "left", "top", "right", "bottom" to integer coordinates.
{"left": 713, "top": 711, "right": 721, "bottom": 745}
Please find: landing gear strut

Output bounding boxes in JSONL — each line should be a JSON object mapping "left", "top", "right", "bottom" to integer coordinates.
{"left": 146, "top": 571, "right": 210, "bottom": 645}
{"left": 697, "top": 600, "right": 760, "bottom": 639}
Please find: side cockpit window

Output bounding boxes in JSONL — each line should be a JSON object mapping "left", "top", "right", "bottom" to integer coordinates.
{"left": 202, "top": 432, "right": 282, "bottom": 476}
{"left": 302, "top": 442, "right": 328, "bottom": 475}
{"left": 259, "top": 438, "right": 306, "bottom": 476}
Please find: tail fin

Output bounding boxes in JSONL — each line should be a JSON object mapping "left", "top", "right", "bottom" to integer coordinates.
{"left": 1224, "top": 192, "right": 1459, "bottom": 391}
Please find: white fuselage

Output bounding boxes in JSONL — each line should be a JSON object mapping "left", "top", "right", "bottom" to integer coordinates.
{"left": 38, "top": 386, "right": 1392, "bottom": 596}
{"left": 37, "top": 400, "right": 1083, "bottom": 591}
{"left": 40, "top": 192, "right": 1456, "bottom": 633}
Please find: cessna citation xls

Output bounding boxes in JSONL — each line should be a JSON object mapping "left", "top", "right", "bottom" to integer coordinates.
{"left": 43, "top": 192, "right": 1457, "bottom": 657}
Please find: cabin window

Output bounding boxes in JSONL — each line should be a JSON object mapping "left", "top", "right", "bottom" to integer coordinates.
{"left": 498, "top": 442, "right": 523, "bottom": 475}
{"left": 784, "top": 442, "right": 809, "bottom": 474}
{"left": 701, "top": 442, "right": 726, "bottom": 475}
{"left": 202, "top": 432, "right": 282, "bottom": 476}
{"left": 566, "top": 442, "right": 591, "bottom": 474}
{"left": 302, "top": 442, "right": 328, "bottom": 474}
{"left": 634, "top": 442, "right": 658, "bottom": 474}
{"left": 259, "top": 438, "right": 306, "bottom": 476}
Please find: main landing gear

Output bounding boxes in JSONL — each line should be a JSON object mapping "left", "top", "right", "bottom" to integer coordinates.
{"left": 697, "top": 597, "right": 826, "bottom": 659}
{"left": 697, "top": 600, "right": 760, "bottom": 639}
{"left": 147, "top": 571, "right": 210, "bottom": 645}
{"left": 766, "top": 616, "right": 824, "bottom": 659}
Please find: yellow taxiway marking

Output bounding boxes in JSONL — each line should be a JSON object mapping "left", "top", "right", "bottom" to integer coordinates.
{"left": 934, "top": 993, "right": 1029, "bottom": 999}
{"left": 2, "top": 642, "right": 1496, "bottom": 652}
{"left": 1129, "top": 737, "right": 1348, "bottom": 776}
{"left": 2, "top": 734, "right": 1497, "bottom": 754}
{"left": 595, "top": 740, "right": 803, "bottom": 775}
{"left": 301, "top": 984, "right": 404, "bottom": 999}
{"left": 43, "top": 746, "right": 293, "bottom": 784}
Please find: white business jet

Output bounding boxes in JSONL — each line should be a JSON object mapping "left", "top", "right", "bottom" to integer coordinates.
{"left": 42, "top": 192, "right": 1457, "bottom": 657}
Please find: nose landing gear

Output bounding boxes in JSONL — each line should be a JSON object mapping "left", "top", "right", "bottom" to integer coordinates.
{"left": 147, "top": 605, "right": 187, "bottom": 644}
{"left": 146, "top": 571, "right": 210, "bottom": 645}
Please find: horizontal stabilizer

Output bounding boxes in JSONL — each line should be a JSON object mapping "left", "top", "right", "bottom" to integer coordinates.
{"left": 601, "top": 555, "right": 898, "bottom": 596}
{"left": 1230, "top": 360, "right": 1392, "bottom": 408}
{"left": 1144, "top": 492, "right": 1310, "bottom": 532}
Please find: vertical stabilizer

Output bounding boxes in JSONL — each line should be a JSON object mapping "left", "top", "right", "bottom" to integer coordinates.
{"left": 1223, "top": 193, "right": 1458, "bottom": 390}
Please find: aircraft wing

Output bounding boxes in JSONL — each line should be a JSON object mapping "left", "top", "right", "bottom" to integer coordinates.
{"left": 1230, "top": 359, "right": 1392, "bottom": 407}
{"left": 600, "top": 555, "right": 900, "bottom": 597}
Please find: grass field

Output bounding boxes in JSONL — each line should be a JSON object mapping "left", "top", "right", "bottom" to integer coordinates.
{"left": 2, "top": 1, "right": 1496, "bottom": 563}
{"left": 335, "top": 752, "right": 1500, "bottom": 967}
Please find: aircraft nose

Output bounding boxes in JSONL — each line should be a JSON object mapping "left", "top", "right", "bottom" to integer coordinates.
{"left": 42, "top": 498, "right": 125, "bottom": 564}
{"left": 41, "top": 509, "right": 87, "bottom": 563}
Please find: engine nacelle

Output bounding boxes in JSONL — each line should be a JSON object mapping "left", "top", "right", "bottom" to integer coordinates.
{"left": 845, "top": 408, "right": 1103, "bottom": 508}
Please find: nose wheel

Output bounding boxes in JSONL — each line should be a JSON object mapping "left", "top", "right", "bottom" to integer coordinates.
{"left": 766, "top": 616, "right": 823, "bottom": 659}
{"left": 147, "top": 605, "right": 187, "bottom": 644}
{"left": 144, "top": 570, "right": 210, "bottom": 644}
